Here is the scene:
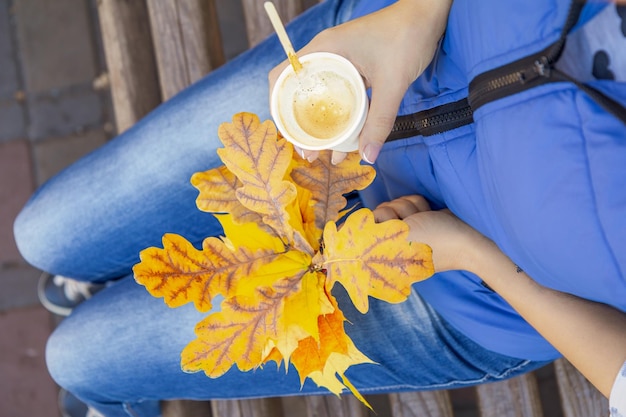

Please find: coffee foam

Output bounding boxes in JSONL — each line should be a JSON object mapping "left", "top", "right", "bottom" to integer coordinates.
{"left": 292, "top": 70, "right": 356, "bottom": 139}
{"left": 271, "top": 53, "right": 367, "bottom": 152}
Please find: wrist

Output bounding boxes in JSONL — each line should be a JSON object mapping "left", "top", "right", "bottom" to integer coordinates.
{"left": 459, "top": 233, "right": 502, "bottom": 276}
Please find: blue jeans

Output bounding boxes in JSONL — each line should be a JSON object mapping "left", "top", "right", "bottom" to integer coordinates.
{"left": 13, "top": 1, "right": 548, "bottom": 416}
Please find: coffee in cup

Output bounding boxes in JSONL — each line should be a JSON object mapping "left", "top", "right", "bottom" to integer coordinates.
{"left": 271, "top": 52, "right": 368, "bottom": 153}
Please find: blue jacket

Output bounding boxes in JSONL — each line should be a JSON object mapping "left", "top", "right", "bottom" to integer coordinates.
{"left": 353, "top": 0, "right": 626, "bottom": 360}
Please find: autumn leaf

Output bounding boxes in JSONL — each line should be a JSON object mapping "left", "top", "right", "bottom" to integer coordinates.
{"left": 291, "top": 151, "right": 375, "bottom": 230}
{"left": 289, "top": 293, "right": 374, "bottom": 408}
{"left": 181, "top": 266, "right": 318, "bottom": 376}
{"left": 216, "top": 113, "right": 300, "bottom": 248}
{"left": 190, "top": 166, "right": 265, "bottom": 226}
{"left": 133, "top": 112, "right": 435, "bottom": 409}
{"left": 134, "top": 232, "right": 287, "bottom": 313}
{"left": 315, "top": 208, "right": 434, "bottom": 314}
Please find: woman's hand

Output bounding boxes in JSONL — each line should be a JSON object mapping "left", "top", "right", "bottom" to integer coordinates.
{"left": 269, "top": 0, "right": 452, "bottom": 165}
{"left": 372, "top": 195, "right": 489, "bottom": 273}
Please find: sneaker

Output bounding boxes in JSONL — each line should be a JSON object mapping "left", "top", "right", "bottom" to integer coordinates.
{"left": 38, "top": 272, "right": 106, "bottom": 316}
{"left": 58, "top": 389, "right": 105, "bottom": 417}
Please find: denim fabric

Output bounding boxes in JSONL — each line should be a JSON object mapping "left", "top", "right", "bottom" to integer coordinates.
{"left": 45, "top": 275, "right": 548, "bottom": 417}
{"left": 13, "top": 0, "right": 551, "bottom": 416}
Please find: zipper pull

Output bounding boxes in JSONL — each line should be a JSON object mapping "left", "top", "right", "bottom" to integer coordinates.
{"left": 520, "top": 56, "right": 552, "bottom": 85}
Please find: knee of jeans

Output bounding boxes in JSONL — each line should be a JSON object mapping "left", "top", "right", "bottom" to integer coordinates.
{"left": 46, "top": 321, "right": 90, "bottom": 394}
{"left": 13, "top": 198, "right": 57, "bottom": 273}
{"left": 14, "top": 200, "right": 43, "bottom": 267}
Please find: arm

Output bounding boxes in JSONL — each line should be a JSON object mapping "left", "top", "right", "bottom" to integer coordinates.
{"left": 268, "top": 0, "right": 452, "bottom": 164}
{"left": 374, "top": 195, "right": 626, "bottom": 397}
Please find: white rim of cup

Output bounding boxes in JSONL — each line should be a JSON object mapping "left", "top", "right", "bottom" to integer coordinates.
{"left": 270, "top": 52, "right": 368, "bottom": 152}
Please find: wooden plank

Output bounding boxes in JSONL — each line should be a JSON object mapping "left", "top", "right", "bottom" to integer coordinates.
{"left": 146, "top": 0, "right": 225, "bottom": 101}
{"left": 389, "top": 390, "right": 454, "bottom": 417}
{"left": 241, "top": 0, "right": 307, "bottom": 47}
{"left": 161, "top": 399, "right": 212, "bottom": 417}
{"left": 554, "top": 358, "right": 608, "bottom": 417}
{"left": 211, "top": 397, "right": 284, "bottom": 417}
{"left": 304, "top": 395, "right": 369, "bottom": 417}
{"left": 477, "top": 373, "right": 543, "bottom": 417}
{"left": 97, "top": 0, "right": 161, "bottom": 133}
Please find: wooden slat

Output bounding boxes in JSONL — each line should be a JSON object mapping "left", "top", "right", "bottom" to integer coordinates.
{"left": 241, "top": 0, "right": 308, "bottom": 47}
{"left": 146, "top": 0, "right": 225, "bottom": 100}
{"left": 97, "top": 0, "right": 161, "bottom": 133}
{"left": 303, "top": 395, "right": 369, "bottom": 417}
{"left": 161, "top": 399, "right": 212, "bottom": 417}
{"left": 477, "top": 373, "right": 543, "bottom": 417}
{"left": 554, "top": 358, "right": 608, "bottom": 417}
{"left": 211, "top": 397, "right": 284, "bottom": 417}
{"left": 389, "top": 390, "right": 453, "bottom": 417}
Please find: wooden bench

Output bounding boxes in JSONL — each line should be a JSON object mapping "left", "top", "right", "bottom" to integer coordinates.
{"left": 95, "top": 1, "right": 609, "bottom": 416}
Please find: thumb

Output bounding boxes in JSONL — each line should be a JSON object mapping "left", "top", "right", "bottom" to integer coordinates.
{"left": 359, "top": 83, "right": 406, "bottom": 164}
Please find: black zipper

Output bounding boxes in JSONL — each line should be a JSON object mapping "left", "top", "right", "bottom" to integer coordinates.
{"left": 386, "top": 0, "right": 625, "bottom": 143}
{"left": 468, "top": 1, "right": 585, "bottom": 111}
{"left": 387, "top": 98, "right": 473, "bottom": 142}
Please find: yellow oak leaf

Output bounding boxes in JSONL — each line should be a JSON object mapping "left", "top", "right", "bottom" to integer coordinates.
{"left": 134, "top": 112, "right": 435, "bottom": 410}
{"left": 316, "top": 208, "right": 435, "bottom": 314}
{"left": 181, "top": 296, "right": 271, "bottom": 376}
{"left": 190, "top": 166, "right": 264, "bottom": 225}
{"left": 274, "top": 271, "right": 334, "bottom": 358}
{"left": 181, "top": 270, "right": 311, "bottom": 376}
{"left": 234, "top": 250, "right": 309, "bottom": 298}
{"left": 191, "top": 165, "right": 241, "bottom": 214}
{"left": 216, "top": 113, "right": 300, "bottom": 248}
{"left": 290, "top": 151, "right": 375, "bottom": 230}
{"left": 133, "top": 232, "right": 285, "bottom": 313}
{"left": 215, "top": 213, "right": 285, "bottom": 253}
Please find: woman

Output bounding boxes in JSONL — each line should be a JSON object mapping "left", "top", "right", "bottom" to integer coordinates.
{"left": 13, "top": 0, "right": 626, "bottom": 415}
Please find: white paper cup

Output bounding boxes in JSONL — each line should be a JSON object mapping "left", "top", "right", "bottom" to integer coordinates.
{"left": 270, "top": 52, "right": 368, "bottom": 153}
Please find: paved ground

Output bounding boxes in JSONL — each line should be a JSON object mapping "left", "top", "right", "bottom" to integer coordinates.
{"left": 0, "top": 1, "right": 247, "bottom": 416}
{"left": 0, "top": 0, "right": 108, "bottom": 415}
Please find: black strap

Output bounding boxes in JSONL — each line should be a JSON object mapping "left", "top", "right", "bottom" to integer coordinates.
{"left": 552, "top": 68, "right": 626, "bottom": 124}
{"left": 468, "top": 0, "right": 626, "bottom": 125}
{"left": 388, "top": 0, "right": 625, "bottom": 142}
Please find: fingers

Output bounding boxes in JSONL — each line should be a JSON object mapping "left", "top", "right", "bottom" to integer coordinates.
{"left": 292, "top": 145, "right": 320, "bottom": 162}
{"left": 359, "top": 81, "right": 407, "bottom": 164}
{"left": 331, "top": 151, "right": 347, "bottom": 165}
{"left": 373, "top": 195, "right": 431, "bottom": 222}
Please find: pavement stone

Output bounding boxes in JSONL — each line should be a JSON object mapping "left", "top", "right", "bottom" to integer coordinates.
{"left": 0, "top": 98, "right": 26, "bottom": 142}
{"left": 26, "top": 85, "right": 103, "bottom": 141}
{"left": 0, "top": 140, "right": 33, "bottom": 264}
{"left": 13, "top": 0, "right": 97, "bottom": 93}
{"left": 0, "top": 305, "right": 58, "bottom": 417}
{"left": 32, "top": 128, "right": 107, "bottom": 185}
{"left": 0, "top": 262, "right": 40, "bottom": 312}
{"left": 0, "top": 0, "right": 21, "bottom": 99}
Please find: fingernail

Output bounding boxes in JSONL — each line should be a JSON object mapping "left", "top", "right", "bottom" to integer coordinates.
{"left": 362, "top": 143, "right": 381, "bottom": 164}
{"left": 294, "top": 146, "right": 305, "bottom": 159}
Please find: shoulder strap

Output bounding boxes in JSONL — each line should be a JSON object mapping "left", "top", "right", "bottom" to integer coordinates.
{"left": 388, "top": 0, "right": 625, "bottom": 143}
{"left": 468, "top": 0, "right": 626, "bottom": 124}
